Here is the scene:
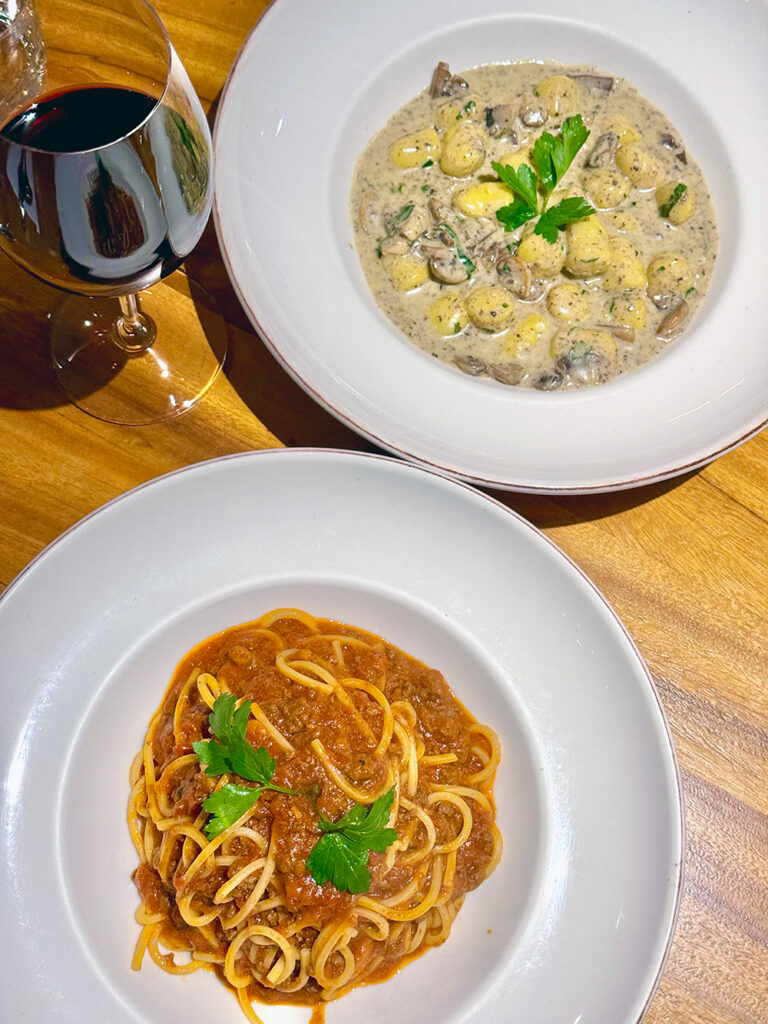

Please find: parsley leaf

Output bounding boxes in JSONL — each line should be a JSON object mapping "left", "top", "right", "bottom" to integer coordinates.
{"left": 194, "top": 692, "right": 276, "bottom": 784}
{"left": 532, "top": 115, "right": 590, "bottom": 199}
{"left": 202, "top": 784, "right": 264, "bottom": 839}
{"left": 383, "top": 202, "right": 414, "bottom": 235}
{"left": 658, "top": 183, "right": 687, "bottom": 218}
{"left": 494, "top": 115, "right": 591, "bottom": 238}
{"left": 561, "top": 115, "right": 591, "bottom": 174}
{"left": 490, "top": 160, "right": 538, "bottom": 213}
{"left": 306, "top": 831, "right": 372, "bottom": 893}
{"left": 194, "top": 694, "right": 305, "bottom": 839}
{"left": 306, "top": 789, "right": 398, "bottom": 894}
{"left": 531, "top": 134, "right": 558, "bottom": 196}
{"left": 535, "top": 196, "right": 595, "bottom": 243}
{"left": 495, "top": 197, "right": 539, "bottom": 232}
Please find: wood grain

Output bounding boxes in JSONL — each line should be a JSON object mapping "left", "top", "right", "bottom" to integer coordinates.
{"left": 0, "top": 1, "right": 766, "bottom": 1021}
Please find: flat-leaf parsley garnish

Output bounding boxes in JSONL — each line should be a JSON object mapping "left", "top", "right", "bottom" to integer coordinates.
{"left": 193, "top": 694, "right": 304, "bottom": 838}
{"left": 492, "top": 114, "right": 595, "bottom": 242}
{"left": 535, "top": 195, "right": 596, "bottom": 244}
{"left": 193, "top": 695, "right": 398, "bottom": 892}
{"left": 306, "top": 788, "right": 398, "bottom": 894}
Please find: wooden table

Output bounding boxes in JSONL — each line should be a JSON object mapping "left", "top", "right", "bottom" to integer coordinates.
{"left": 1, "top": 2, "right": 766, "bottom": 1021}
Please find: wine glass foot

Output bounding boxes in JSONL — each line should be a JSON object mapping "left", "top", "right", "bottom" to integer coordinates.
{"left": 50, "top": 273, "right": 227, "bottom": 425}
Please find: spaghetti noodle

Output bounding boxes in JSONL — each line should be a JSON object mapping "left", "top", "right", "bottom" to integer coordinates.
{"left": 129, "top": 609, "right": 501, "bottom": 1022}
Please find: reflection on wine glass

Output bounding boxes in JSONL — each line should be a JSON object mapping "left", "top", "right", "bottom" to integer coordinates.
{"left": 0, "top": 0, "right": 44, "bottom": 124}
{"left": 0, "top": 0, "right": 226, "bottom": 424}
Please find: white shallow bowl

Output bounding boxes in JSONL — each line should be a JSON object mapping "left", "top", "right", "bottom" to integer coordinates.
{"left": 0, "top": 450, "right": 681, "bottom": 1023}
{"left": 214, "top": 0, "right": 768, "bottom": 493}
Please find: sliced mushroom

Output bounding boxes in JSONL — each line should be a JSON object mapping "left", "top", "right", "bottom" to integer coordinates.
{"left": 567, "top": 73, "right": 614, "bottom": 91}
{"left": 495, "top": 254, "right": 546, "bottom": 301}
{"left": 474, "top": 237, "right": 522, "bottom": 276}
{"left": 358, "top": 190, "right": 378, "bottom": 235}
{"left": 430, "top": 251, "right": 468, "bottom": 284}
{"left": 383, "top": 202, "right": 415, "bottom": 236}
{"left": 520, "top": 101, "right": 547, "bottom": 127}
{"left": 497, "top": 253, "right": 531, "bottom": 294}
{"left": 532, "top": 372, "right": 563, "bottom": 391}
{"left": 399, "top": 204, "right": 430, "bottom": 241}
{"left": 488, "top": 362, "right": 525, "bottom": 385}
{"left": 586, "top": 131, "right": 619, "bottom": 168}
{"left": 418, "top": 235, "right": 448, "bottom": 256}
{"left": 552, "top": 328, "right": 619, "bottom": 386}
{"left": 428, "top": 197, "right": 453, "bottom": 223}
{"left": 430, "top": 61, "right": 452, "bottom": 97}
{"left": 656, "top": 299, "right": 689, "bottom": 339}
{"left": 659, "top": 132, "right": 687, "bottom": 165}
{"left": 430, "top": 61, "right": 469, "bottom": 98}
{"left": 605, "top": 324, "right": 636, "bottom": 342}
{"left": 484, "top": 103, "right": 517, "bottom": 141}
{"left": 379, "top": 236, "right": 411, "bottom": 256}
{"left": 454, "top": 354, "right": 487, "bottom": 376}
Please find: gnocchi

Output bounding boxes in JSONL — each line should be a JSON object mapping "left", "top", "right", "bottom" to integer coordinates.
{"left": 429, "top": 294, "right": 469, "bottom": 335}
{"left": 518, "top": 230, "right": 566, "bottom": 278}
{"left": 535, "top": 75, "right": 581, "bottom": 117}
{"left": 465, "top": 286, "right": 515, "bottom": 330}
{"left": 551, "top": 327, "right": 619, "bottom": 385}
{"left": 564, "top": 216, "right": 612, "bottom": 277}
{"left": 615, "top": 143, "right": 665, "bottom": 189}
{"left": 646, "top": 252, "right": 694, "bottom": 299}
{"left": 604, "top": 291, "right": 648, "bottom": 331}
{"left": 656, "top": 182, "right": 695, "bottom": 225}
{"left": 453, "top": 181, "right": 514, "bottom": 217}
{"left": 388, "top": 128, "right": 441, "bottom": 169}
{"left": 582, "top": 167, "right": 630, "bottom": 210}
{"left": 439, "top": 121, "right": 487, "bottom": 177}
{"left": 495, "top": 147, "right": 534, "bottom": 171}
{"left": 547, "top": 283, "right": 592, "bottom": 322}
{"left": 601, "top": 236, "right": 647, "bottom": 291}
{"left": 505, "top": 314, "right": 551, "bottom": 355}
{"left": 387, "top": 255, "right": 429, "bottom": 291}
{"left": 352, "top": 59, "right": 717, "bottom": 390}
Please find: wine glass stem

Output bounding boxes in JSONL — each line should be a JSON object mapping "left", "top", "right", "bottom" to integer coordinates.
{"left": 115, "top": 292, "right": 157, "bottom": 353}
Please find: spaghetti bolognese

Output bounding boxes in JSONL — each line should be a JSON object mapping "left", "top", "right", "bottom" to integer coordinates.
{"left": 128, "top": 608, "right": 501, "bottom": 1022}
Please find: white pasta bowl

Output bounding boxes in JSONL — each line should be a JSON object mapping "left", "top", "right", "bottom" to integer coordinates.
{"left": 0, "top": 450, "right": 682, "bottom": 1024}
{"left": 214, "top": 0, "right": 767, "bottom": 493}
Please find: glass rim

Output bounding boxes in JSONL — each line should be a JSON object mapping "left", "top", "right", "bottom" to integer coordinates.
{"left": 0, "top": 0, "right": 173, "bottom": 156}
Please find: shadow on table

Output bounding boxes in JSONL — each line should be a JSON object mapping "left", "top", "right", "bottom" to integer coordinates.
{"left": 0, "top": 264, "right": 66, "bottom": 410}
{"left": 489, "top": 471, "right": 697, "bottom": 530}
{"left": 0, "top": 230, "right": 366, "bottom": 454}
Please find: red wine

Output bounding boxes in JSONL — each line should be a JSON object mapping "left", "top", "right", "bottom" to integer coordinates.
{"left": 1, "top": 85, "right": 157, "bottom": 153}
{"left": 0, "top": 85, "right": 212, "bottom": 295}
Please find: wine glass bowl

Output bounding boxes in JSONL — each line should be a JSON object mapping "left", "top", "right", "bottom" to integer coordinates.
{"left": 0, "top": 0, "right": 226, "bottom": 424}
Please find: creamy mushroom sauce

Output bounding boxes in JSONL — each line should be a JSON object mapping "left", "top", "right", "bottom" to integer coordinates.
{"left": 350, "top": 62, "right": 718, "bottom": 390}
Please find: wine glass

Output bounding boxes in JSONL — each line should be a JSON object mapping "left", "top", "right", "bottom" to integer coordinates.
{"left": 0, "top": 0, "right": 227, "bottom": 424}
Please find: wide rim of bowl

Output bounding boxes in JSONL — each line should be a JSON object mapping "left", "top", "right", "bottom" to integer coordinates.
{"left": 212, "top": 0, "right": 768, "bottom": 494}
{"left": 0, "top": 447, "right": 685, "bottom": 1021}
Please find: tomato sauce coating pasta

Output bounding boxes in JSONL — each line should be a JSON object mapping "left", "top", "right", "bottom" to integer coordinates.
{"left": 129, "top": 609, "right": 501, "bottom": 1023}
